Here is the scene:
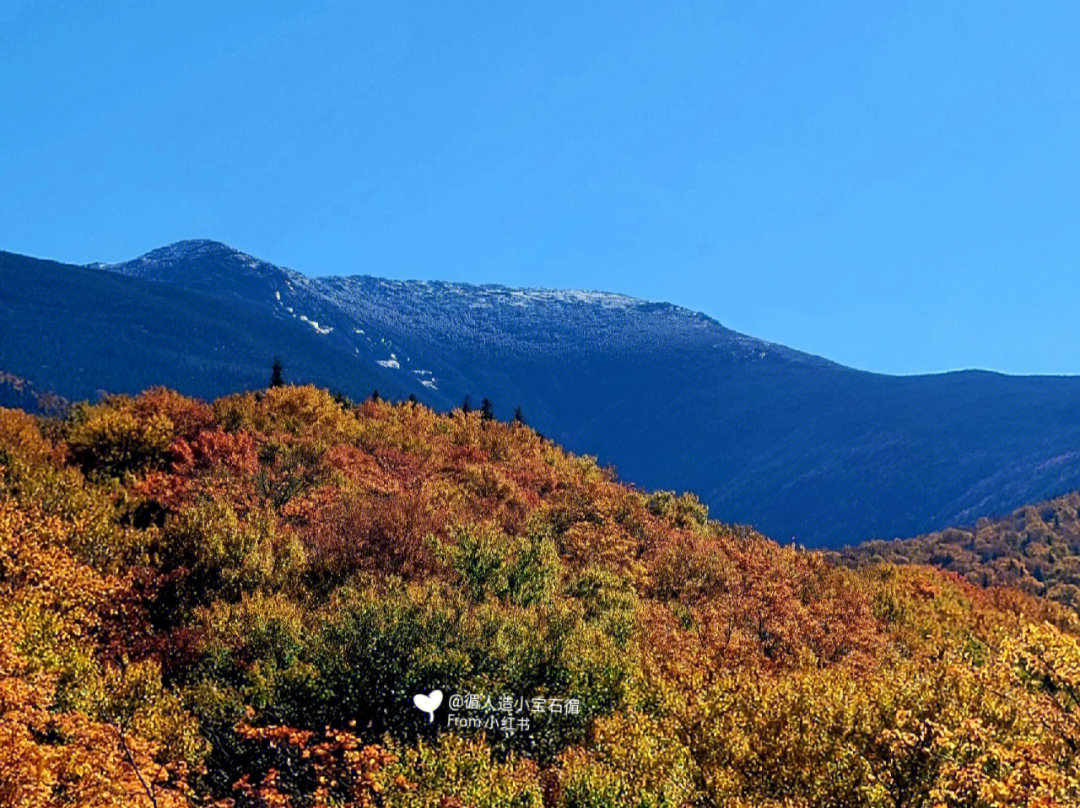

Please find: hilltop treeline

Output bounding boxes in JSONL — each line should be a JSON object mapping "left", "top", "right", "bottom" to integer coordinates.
{"left": 2, "top": 386, "right": 1080, "bottom": 807}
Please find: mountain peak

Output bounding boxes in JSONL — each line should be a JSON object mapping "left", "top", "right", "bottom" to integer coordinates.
{"left": 137, "top": 239, "right": 251, "bottom": 263}
{"left": 86, "top": 239, "right": 266, "bottom": 271}
{"left": 87, "top": 240, "right": 303, "bottom": 303}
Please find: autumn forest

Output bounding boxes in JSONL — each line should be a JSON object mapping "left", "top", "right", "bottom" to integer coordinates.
{"left": 3, "top": 385, "right": 1080, "bottom": 807}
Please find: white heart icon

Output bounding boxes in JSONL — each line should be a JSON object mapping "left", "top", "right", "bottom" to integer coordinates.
{"left": 413, "top": 689, "right": 443, "bottom": 722}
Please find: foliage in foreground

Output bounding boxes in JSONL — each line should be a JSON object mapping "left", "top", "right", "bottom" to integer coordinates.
{"left": 2, "top": 385, "right": 1080, "bottom": 807}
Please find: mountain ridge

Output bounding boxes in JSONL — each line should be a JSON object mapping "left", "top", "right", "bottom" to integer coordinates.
{"left": 96, "top": 240, "right": 832, "bottom": 365}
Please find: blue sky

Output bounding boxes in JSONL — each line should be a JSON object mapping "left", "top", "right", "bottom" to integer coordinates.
{"left": 3, "top": 1, "right": 1079, "bottom": 375}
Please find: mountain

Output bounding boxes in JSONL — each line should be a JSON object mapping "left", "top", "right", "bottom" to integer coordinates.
{"left": 4, "top": 239, "right": 1080, "bottom": 547}
{"left": 838, "top": 490, "right": 1080, "bottom": 612}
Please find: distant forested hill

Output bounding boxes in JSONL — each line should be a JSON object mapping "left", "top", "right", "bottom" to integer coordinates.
{"left": 839, "top": 491, "right": 1080, "bottom": 612}
{"left": 4, "top": 240, "right": 1080, "bottom": 547}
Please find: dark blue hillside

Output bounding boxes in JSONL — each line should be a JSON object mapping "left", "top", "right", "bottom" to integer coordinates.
{"left": 4, "top": 240, "right": 1080, "bottom": 547}
{"left": 0, "top": 250, "right": 438, "bottom": 407}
